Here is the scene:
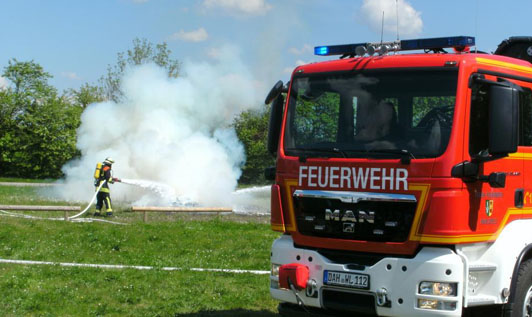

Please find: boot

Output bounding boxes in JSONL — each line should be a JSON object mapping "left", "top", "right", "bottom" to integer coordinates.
{"left": 106, "top": 212, "right": 113, "bottom": 217}
{"left": 93, "top": 211, "right": 102, "bottom": 217}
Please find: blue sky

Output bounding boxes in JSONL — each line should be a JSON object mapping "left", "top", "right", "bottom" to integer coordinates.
{"left": 1, "top": 0, "right": 532, "bottom": 92}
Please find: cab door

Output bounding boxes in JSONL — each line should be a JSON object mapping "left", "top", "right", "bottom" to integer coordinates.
{"left": 519, "top": 87, "right": 532, "bottom": 216}
{"left": 467, "top": 78, "right": 524, "bottom": 235}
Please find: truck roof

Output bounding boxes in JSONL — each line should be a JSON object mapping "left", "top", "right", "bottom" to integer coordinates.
{"left": 295, "top": 52, "right": 532, "bottom": 75}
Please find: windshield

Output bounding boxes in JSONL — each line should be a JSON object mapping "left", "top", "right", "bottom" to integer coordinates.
{"left": 284, "top": 69, "right": 458, "bottom": 159}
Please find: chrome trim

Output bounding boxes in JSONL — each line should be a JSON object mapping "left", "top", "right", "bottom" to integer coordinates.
{"left": 293, "top": 190, "right": 417, "bottom": 203}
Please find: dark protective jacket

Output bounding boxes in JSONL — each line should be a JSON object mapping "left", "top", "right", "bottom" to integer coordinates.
{"left": 96, "top": 164, "right": 114, "bottom": 193}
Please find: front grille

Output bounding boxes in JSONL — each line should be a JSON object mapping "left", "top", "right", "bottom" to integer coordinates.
{"left": 294, "top": 192, "right": 417, "bottom": 242}
{"left": 322, "top": 289, "right": 376, "bottom": 315}
{"left": 317, "top": 248, "right": 387, "bottom": 266}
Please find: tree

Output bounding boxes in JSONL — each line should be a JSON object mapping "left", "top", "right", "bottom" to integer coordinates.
{"left": 8, "top": 97, "right": 82, "bottom": 178}
{"left": 67, "top": 83, "right": 105, "bottom": 108}
{"left": 100, "top": 38, "right": 180, "bottom": 102}
{"left": 3, "top": 59, "right": 53, "bottom": 95}
{"left": 233, "top": 106, "right": 275, "bottom": 184}
{"left": 0, "top": 60, "right": 81, "bottom": 178}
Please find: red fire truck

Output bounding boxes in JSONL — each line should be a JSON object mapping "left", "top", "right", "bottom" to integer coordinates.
{"left": 266, "top": 36, "right": 532, "bottom": 316}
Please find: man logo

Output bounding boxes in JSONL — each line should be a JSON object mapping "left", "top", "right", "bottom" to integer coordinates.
{"left": 343, "top": 223, "right": 355, "bottom": 233}
{"left": 325, "top": 209, "right": 375, "bottom": 223}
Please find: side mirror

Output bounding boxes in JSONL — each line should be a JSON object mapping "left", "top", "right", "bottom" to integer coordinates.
{"left": 451, "top": 161, "right": 479, "bottom": 179}
{"left": 488, "top": 172, "right": 506, "bottom": 188}
{"left": 267, "top": 95, "right": 285, "bottom": 156}
{"left": 451, "top": 161, "right": 506, "bottom": 188}
{"left": 264, "top": 166, "right": 276, "bottom": 181}
{"left": 265, "top": 80, "right": 284, "bottom": 105}
{"left": 488, "top": 84, "right": 519, "bottom": 155}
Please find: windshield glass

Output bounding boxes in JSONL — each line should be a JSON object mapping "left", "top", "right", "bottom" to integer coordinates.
{"left": 284, "top": 69, "right": 458, "bottom": 159}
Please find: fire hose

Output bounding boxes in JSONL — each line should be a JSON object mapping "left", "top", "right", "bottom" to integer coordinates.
{"left": 68, "top": 180, "right": 106, "bottom": 219}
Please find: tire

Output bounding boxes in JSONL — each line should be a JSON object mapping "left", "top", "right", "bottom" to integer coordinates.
{"left": 511, "top": 259, "right": 532, "bottom": 317}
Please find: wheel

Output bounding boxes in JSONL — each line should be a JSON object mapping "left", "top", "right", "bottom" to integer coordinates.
{"left": 511, "top": 259, "right": 532, "bottom": 317}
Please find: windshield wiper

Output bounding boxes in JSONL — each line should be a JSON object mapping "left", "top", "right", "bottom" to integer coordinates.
{"left": 367, "top": 149, "right": 415, "bottom": 164}
{"left": 286, "top": 147, "right": 347, "bottom": 162}
{"left": 286, "top": 147, "right": 415, "bottom": 164}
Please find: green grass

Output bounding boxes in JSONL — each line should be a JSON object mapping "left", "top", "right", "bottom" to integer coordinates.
{"left": 0, "top": 265, "right": 277, "bottom": 316}
{"left": 0, "top": 177, "right": 56, "bottom": 183}
{"left": 0, "top": 185, "right": 66, "bottom": 205}
{"left": 0, "top": 183, "right": 280, "bottom": 316}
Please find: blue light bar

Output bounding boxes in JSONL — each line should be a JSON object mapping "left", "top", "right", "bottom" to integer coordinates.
{"left": 314, "top": 44, "right": 361, "bottom": 56}
{"left": 314, "top": 36, "right": 475, "bottom": 56}
{"left": 400, "top": 36, "right": 475, "bottom": 51}
{"left": 315, "top": 46, "right": 329, "bottom": 55}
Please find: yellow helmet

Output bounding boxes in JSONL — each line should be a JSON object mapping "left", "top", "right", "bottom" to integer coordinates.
{"left": 103, "top": 157, "right": 115, "bottom": 165}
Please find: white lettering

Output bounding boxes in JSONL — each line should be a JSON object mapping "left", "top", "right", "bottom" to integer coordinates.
{"left": 308, "top": 166, "right": 318, "bottom": 187}
{"left": 382, "top": 168, "right": 394, "bottom": 190}
{"left": 299, "top": 166, "right": 308, "bottom": 186}
{"left": 370, "top": 168, "right": 381, "bottom": 190}
{"left": 318, "top": 167, "right": 328, "bottom": 188}
{"left": 352, "top": 167, "right": 369, "bottom": 189}
{"left": 330, "top": 167, "right": 340, "bottom": 188}
{"left": 340, "top": 167, "right": 351, "bottom": 188}
{"left": 396, "top": 168, "right": 408, "bottom": 190}
{"left": 299, "top": 165, "right": 408, "bottom": 191}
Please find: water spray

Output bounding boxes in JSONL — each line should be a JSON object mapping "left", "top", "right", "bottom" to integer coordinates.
{"left": 119, "top": 178, "right": 197, "bottom": 206}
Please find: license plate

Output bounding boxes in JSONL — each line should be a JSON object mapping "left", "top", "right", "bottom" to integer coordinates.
{"left": 324, "top": 270, "right": 370, "bottom": 289}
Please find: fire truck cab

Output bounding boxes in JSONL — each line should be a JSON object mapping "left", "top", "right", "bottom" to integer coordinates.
{"left": 266, "top": 36, "right": 532, "bottom": 316}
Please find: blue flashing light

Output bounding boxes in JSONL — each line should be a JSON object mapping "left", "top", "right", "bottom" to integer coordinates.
{"left": 314, "top": 43, "right": 361, "bottom": 56}
{"left": 315, "top": 46, "right": 329, "bottom": 55}
{"left": 313, "top": 36, "right": 475, "bottom": 57}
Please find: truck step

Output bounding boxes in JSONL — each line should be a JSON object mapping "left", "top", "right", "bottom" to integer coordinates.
{"left": 467, "top": 295, "right": 498, "bottom": 307}
{"left": 469, "top": 262, "right": 497, "bottom": 272}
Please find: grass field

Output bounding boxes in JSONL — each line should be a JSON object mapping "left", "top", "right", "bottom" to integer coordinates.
{"left": 0, "top": 182, "right": 281, "bottom": 316}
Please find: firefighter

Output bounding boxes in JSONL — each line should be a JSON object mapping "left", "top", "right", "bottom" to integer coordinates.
{"left": 355, "top": 100, "right": 398, "bottom": 141}
{"left": 94, "top": 157, "right": 117, "bottom": 217}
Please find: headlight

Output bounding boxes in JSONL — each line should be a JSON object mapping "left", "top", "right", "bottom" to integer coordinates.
{"left": 271, "top": 263, "right": 281, "bottom": 277}
{"left": 417, "top": 299, "right": 457, "bottom": 311}
{"left": 419, "top": 281, "right": 457, "bottom": 296}
{"left": 270, "top": 263, "right": 281, "bottom": 289}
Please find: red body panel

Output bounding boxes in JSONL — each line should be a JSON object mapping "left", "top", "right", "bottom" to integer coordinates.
{"left": 271, "top": 52, "right": 532, "bottom": 255}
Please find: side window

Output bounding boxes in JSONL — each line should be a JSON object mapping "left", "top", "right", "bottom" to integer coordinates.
{"left": 470, "top": 80, "right": 532, "bottom": 154}
{"left": 520, "top": 88, "right": 532, "bottom": 146}
{"left": 413, "top": 96, "right": 455, "bottom": 127}
{"left": 469, "top": 83, "right": 489, "bottom": 157}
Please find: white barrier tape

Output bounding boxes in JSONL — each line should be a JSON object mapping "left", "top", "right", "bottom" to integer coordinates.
{"left": 0, "top": 258, "right": 269, "bottom": 275}
{"left": 0, "top": 210, "right": 126, "bottom": 225}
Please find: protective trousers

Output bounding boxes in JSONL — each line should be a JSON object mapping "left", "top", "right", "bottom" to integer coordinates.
{"left": 96, "top": 191, "right": 112, "bottom": 212}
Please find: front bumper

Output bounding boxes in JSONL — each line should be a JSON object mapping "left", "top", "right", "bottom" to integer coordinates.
{"left": 270, "top": 235, "right": 464, "bottom": 316}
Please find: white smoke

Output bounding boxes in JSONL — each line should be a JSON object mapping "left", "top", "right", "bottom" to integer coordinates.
{"left": 358, "top": 0, "right": 423, "bottom": 38}
{"left": 58, "top": 45, "right": 259, "bottom": 207}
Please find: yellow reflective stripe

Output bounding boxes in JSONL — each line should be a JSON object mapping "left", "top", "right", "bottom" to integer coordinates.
{"left": 100, "top": 188, "right": 110, "bottom": 193}
{"left": 476, "top": 57, "right": 532, "bottom": 74}
{"left": 106, "top": 197, "right": 112, "bottom": 212}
